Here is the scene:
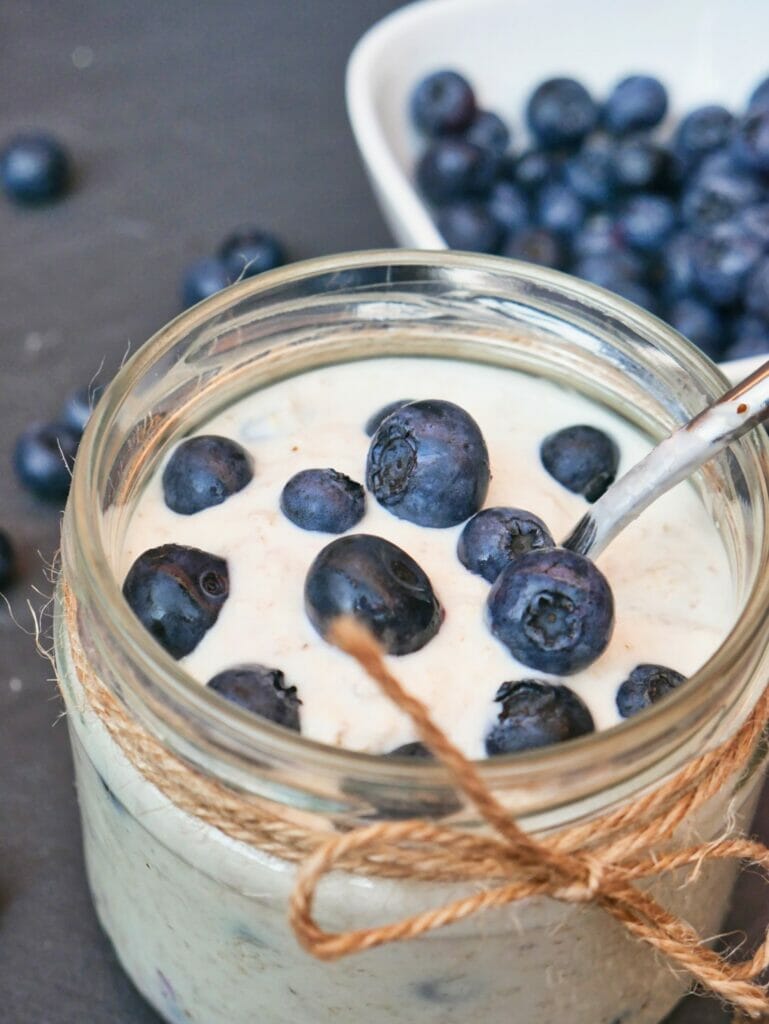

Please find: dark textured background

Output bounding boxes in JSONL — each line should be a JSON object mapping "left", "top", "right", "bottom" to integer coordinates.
{"left": 0, "top": 3, "right": 764, "bottom": 1021}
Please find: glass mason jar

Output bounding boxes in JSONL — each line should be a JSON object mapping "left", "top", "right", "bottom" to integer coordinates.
{"left": 55, "top": 251, "right": 769, "bottom": 1024}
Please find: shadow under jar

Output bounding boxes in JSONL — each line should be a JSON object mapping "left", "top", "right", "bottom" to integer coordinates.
{"left": 55, "top": 251, "right": 769, "bottom": 1024}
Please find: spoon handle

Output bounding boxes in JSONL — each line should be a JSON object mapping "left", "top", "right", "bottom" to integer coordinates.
{"left": 562, "top": 359, "right": 769, "bottom": 559}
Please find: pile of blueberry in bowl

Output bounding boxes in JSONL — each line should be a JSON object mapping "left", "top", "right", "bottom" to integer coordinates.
{"left": 410, "top": 69, "right": 769, "bottom": 361}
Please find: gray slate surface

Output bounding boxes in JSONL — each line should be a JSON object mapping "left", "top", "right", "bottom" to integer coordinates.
{"left": 0, "top": 3, "right": 764, "bottom": 1021}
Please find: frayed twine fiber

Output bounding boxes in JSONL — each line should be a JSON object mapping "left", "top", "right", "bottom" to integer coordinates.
{"left": 62, "top": 586, "right": 769, "bottom": 1018}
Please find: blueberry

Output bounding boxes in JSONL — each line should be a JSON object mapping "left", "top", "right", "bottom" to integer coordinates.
{"left": 13, "top": 421, "right": 79, "bottom": 502}
{"left": 681, "top": 167, "right": 761, "bottom": 229}
{"left": 540, "top": 424, "right": 619, "bottom": 502}
{"left": 613, "top": 137, "right": 678, "bottom": 193}
{"left": 123, "top": 544, "right": 229, "bottom": 659}
{"left": 61, "top": 385, "right": 104, "bottom": 436}
{"left": 659, "top": 231, "right": 697, "bottom": 300}
{"left": 387, "top": 742, "right": 432, "bottom": 759}
{"left": 748, "top": 76, "right": 769, "bottom": 113}
{"left": 487, "top": 548, "right": 614, "bottom": 675}
{"left": 410, "top": 70, "right": 476, "bottom": 137}
{"left": 563, "top": 138, "right": 616, "bottom": 207}
{"left": 366, "top": 399, "right": 490, "bottom": 528}
{"left": 464, "top": 110, "right": 510, "bottom": 156}
{"left": 744, "top": 256, "right": 769, "bottom": 320}
{"left": 437, "top": 201, "right": 501, "bottom": 253}
{"left": 208, "top": 665, "right": 301, "bottom": 730}
{"left": 666, "top": 296, "right": 725, "bottom": 361}
{"left": 304, "top": 534, "right": 442, "bottom": 655}
{"left": 485, "top": 679, "right": 595, "bottom": 754}
{"left": 0, "top": 530, "right": 16, "bottom": 590}
{"left": 219, "top": 227, "right": 286, "bottom": 280}
{"left": 691, "top": 221, "right": 763, "bottom": 306}
{"left": 0, "top": 133, "right": 71, "bottom": 204}
{"left": 739, "top": 203, "right": 769, "bottom": 247}
{"left": 486, "top": 180, "right": 529, "bottom": 234}
{"left": 457, "top": 507, "right": 554, "bottom": 583}
{"left": 536, "top": 182, "right": 586, "bottom": 236}
{"left": 571, "top": 213, "right": 622, "bottom": 259}
{"left": 526, "top": 78, "right": 598, "bottom": 149}
{"left": 162, "top": 435, "right": 253, "bottom": 515}
{"left": 573, "top": 252, "right": 646, "bottom": 292}
{"left": 605, "top": 278, "right": 657, "bottom": 313}
{"left": 365, "top": 399, "right": 413, "bottom": 437}
{"left": 416, "top": 140, "right": 495, "bottom": 205}
{"left": 181, "top": 256, "right": 231, "bottom": 308}
{"left": 674, "top": 106, "right": 735, "bottom": 166}
{"left": 281, "top": 468, "right": 365, "bottom": 533}
{"left": 503, "top": 226, "right": 564, "bottom": 269}
{"left": 507, "top": 149, "right": 559, "bottom": 192}
{"left": 724, "top": 314, "right": 769, "bottom": 359}
{"left": 732, "top": 109, "right": 769, "bottom": 172}
{"left": 616, "top": 663, "right": 685, "bottom": 718}
{"left": 604, "top": 75, "right": 668, "bottom": 135}
{"left": 618, "top": 194, "right": 676, "bottom": 252}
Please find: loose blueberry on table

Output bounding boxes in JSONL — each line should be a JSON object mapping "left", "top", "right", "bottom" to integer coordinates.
{"left": 0, "top": 530, "right": 16, "bottom": 590}
{"left": 0, "top": 132, "right": 71, "bottom": 204}
{"left": 123, "top": 544, "right": 229, "bottom": 659}
{"left": 162, "top": 435, "right": 253, "bottom": 515}
{"left": 208, "top": 666, "right": 301, "bottom": 730}
{"left": 13, "top": 421, "right": 80, "bottom": 502}
{"left": 409, "top": 67, "right": 769, "bottom": 357}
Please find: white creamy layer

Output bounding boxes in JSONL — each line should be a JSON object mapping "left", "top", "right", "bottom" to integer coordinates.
{"left": 119, "top": 357, "right": 736, "bottom": 759}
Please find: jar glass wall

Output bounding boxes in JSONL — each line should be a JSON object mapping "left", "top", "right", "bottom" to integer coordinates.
{"left": 55, "top": 251, "right": 769, "bottom": 1024}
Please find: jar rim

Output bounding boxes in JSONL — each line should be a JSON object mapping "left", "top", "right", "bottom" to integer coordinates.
{"left": 64, "top": 248, "right": 769, "bottom": 814}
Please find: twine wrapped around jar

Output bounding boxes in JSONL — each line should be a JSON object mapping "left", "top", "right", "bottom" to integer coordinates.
{"left": 62, "top": 585, "right": 769, "bottom": 1019}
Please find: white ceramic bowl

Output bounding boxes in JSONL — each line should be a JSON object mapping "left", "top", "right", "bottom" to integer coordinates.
{"left": 345, "top": 0, "right": 769, "bottom": 375}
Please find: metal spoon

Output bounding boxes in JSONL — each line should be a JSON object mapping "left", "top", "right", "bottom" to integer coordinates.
{"left": 562, "top": 359, "right": 769, "bottom": 559}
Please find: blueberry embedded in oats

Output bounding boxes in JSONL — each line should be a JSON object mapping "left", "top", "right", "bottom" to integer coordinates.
{"left": 280, "top": 468, "right": 365, "bottom": 533}
{"left": 485, "top": 679, "right": 595, "bottom": 754}
{"left": 616, "top": 663, "right": 686, "bottom": 718}
{"left": 162, "top": 435, "right": 253, "bottom": 515}
{"left": 457, "top": 507, "right": 554, "bottom": 583}
{"left": 123, "top": 544, "right": 229, "bottom": 659}
{"left": 540, "top": 424, "right": 619, "bottom": 502}
{"left": 208, "top": 665, "right": 301, "bottom": 730}
{"left": 364, "top": 399, "right": 413, "bottom": 438}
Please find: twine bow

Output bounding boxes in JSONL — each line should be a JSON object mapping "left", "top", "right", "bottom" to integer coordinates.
{"left": 289, "top": 618, "right": 769, "bottom": 1019}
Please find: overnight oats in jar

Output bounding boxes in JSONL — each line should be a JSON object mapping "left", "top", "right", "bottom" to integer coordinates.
{"left": 54, "top": 251, "right": 769, "bottom": 1024}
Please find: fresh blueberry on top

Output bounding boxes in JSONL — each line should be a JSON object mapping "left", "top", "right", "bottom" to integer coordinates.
{"left": 485, "top": 679, "right": 594, "bottom": 755}
{"left": 410, "top": 70, "right": 476, "bottom": 137}
{"left": 666, "top": 296, "right": 725, "bottom": 361}
{"left": 304, "top": 534, "right": 443, "bottom": 656}
{"left": 365, "top": 400, "right": 413, "bottom": 437}
{"left": 61, "top": 385, "right": 104, "bottom": 436}
{"left": 487, "top": 548, "right": 614, "bottom": 675}
{"left": 181, "top": 256, "right": 231, "bottom": 308}
{"left": 674, "top": 106, "right": 735, "bottom": 166}
{"left": 219, "top": 227, "right": 286, "bottom": 280}
{"left": 437, "top": 201, "right": 501, "bottom": 253}
{"left": 457, "top": 507, "right": 554, "bottom": 583}
{"left": 603, "top": 75, "right": 668, "bottom": 135}
{"left": 618, "top": 194, "right": 677, "bottom": 252}
{"left": 162, "top": 435, "right": 253, "bottom": 515}
{"left": 507, "top": 149, "right": 560, "bottom": 193}
{"left": 526, "top": 77, "right": 598, "bottom": 149}
{"left": 0, "top": 530, "right": 16, "bottom": 590}
{"left": 463, "top": 110, "right": 510, "bottom": 156}
{"left": 540, "top": 424, "right": 619, "bottom": 503}
{"left": 536, "top": 182, "right": 586, "bottom": 237}
{"left": 691, "top": 221, "right": 763, "bottom": 306}
{"left": 280, "top": 468, "right": 365, "bottom": 534}
{"left": 0, "top": 133, "right": 71, "bottom": 204}
{"left": 387, "top": 742, "right": 432, "bottom": 759}
{"left": 13, "top": 421, "right": 80, "bottom": 502}
{"left": 416, "top": 140, "right": 495, "bottom": 205}
{"left": 487, "top": 180, "right": 529, "bottom": 234}
{"left": 123, "top": 544, "right": 229, "bottom": 659}
{"left": 208, "top": 665, "right": 301, "bottom": 730}
{"left": 613, "top": 137, "right": 678, "bottom": 193}
{"left": 503, "top": 226, "right": 564, "bottom": 270}
{"left": 732, "top": 109, "right": 769, "bottom": 172}
{"left": 366, "top": 399, "right": 490, "bottom": 528}
{"left": 616, "top": 663, "right": 685, "bottom": 718}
